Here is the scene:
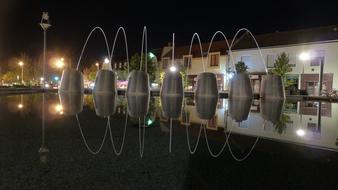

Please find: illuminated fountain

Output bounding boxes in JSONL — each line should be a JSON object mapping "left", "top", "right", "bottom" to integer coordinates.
{"left": 55, "top": 25, "right": 280, "bottom": 159}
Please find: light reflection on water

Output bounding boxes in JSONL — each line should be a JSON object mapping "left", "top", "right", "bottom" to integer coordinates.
{"left": 1, "top": 93, "right": 338, "bottom": 154}
{"left": 1, "top": 93, "right": 338, "bottom": 189}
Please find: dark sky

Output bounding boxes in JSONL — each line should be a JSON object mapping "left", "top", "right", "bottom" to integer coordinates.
{"left": 1, "top": 0, "right": 338, "bottom": 66}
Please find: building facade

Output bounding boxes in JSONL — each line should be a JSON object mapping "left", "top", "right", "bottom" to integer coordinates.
{"left": 158, "top": 24, "right": 338, "bottom": 95}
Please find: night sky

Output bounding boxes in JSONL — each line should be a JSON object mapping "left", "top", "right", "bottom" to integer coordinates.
{"left": 1, "top": 0, "right": 338, "bottom": 66}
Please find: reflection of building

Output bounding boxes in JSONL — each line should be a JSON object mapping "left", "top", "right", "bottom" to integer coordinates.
{"left": 157, "top": 24, "right": 338, "bottom": 95}
{"left": 170, "top": 97, "right": 338, "bottom": 151}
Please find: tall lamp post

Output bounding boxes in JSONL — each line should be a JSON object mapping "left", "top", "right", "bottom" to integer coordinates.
{"left": 39, "top": 12, "right": 51, "bottom": 163}
{"left": 18, "top": 61, "right": 24, "bottom": 84}
{"left": 40, "top": 12, "right": 51, "bottom": 89}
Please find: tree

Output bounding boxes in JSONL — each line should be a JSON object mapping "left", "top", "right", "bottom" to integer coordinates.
{"left": 274, "top": 114, "right": 290, "bottom": 135}
{"left": 159, "top": 64, "right": 189, "bottom": 88}
{"left": 116, "top": 64, "right": 128, "bottom": 81}
{"left": 235, "top": 61, "right": 248, "bottom": 73}
{"left": 129, "top": 53, "right": 157, "bottom": 82}
{"left": 272, "top": 52, "right": 293, "bottom": 87}
{"left": 7, "top": 53, "right": 41, "bottom": 85}
{"left": 2, "top": 71, "right": 17, "bottom": 84}
{"left": 83, "top": 65, "right": 97, "bottom": 81}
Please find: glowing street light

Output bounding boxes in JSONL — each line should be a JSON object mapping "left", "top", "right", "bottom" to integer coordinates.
{"left": 18, "top": 104, "right": 23, "bottom": 109}
{"left": 104, "top": 58, "right": 110, "bottom": 64}
{"left": 18, "top": 61, "right": 24, "bottom": 84}
{"left": 299, "top": 52, "right": 310, "bottom": 61}
{"left": 55, "top": 58, "right": 65, "bottom": 69}
{"left": 95, "top": 62, "right": 99, "bottom": 70}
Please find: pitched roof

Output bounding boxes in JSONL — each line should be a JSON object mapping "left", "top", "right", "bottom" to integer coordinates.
{"left": 232, "top": 24, "right": 338, "bottom": 50}
{"left": 162, "top": 40, "right": 231, "bottom": 59}
{"left": 161, "top": 24, "right": 338, "bottom": 59}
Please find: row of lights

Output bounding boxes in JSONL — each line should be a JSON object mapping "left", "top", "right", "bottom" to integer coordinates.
{"left": 15, "top": 57, "right": 65, "bottom": 85}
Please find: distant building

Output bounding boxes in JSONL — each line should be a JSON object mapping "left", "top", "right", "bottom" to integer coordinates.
{"left": 158, "top": 24, "right": 338, "bottom": 95}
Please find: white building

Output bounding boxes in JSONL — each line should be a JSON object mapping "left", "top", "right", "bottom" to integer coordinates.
{"left": 159, "top": 24, "right": 338, "bottom": 95}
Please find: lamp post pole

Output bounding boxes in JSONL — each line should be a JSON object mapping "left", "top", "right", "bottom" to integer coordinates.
{"left": 40, "top": 12, "right": 51, "bottom": 89}
{"left": 18, "top": 61, "right": 24, "bottom": 84}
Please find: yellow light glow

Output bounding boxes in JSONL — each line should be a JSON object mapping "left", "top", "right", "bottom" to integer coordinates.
{"left": 55, "top": 59, "right": 65, "bottom": 69}
{"left": 18, "top": 104, "right": 23, "bottom": 109}
{"left": 55, "top": 104, "right": 63, "bottom": 112}
{"left": 18, "top": 61, "right": 24, "bottom": 66}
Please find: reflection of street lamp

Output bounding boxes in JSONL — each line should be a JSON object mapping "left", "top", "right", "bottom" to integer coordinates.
{"left": 17, "top": 95, "right": 24, "bottom": 109}
{"left": 18, "top": 61, "right": 24, "bottom": 84}
{"left": 39, "top": 94, "right": 49, "bottom": 163}
{"left": 296, "top": 129, "right": 306, "bottom": 137}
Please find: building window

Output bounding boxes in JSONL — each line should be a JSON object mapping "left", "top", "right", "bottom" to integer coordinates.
{"left": 183, "top": 55, "right": 192, "bottom": 68}
{"left": 310, "top": 50, "right": 325, "bottom": 66}
{"left": 209, "top": 53, "right": 220, "bottom": 67}
{"left": 310, "top": 57, "right": 324, "bottom": 66}
{"left": 267, "top": 54, "right": 275, "bottom": 68}
{"left": 162, "top": 58, "right": 170, "bottom": 69}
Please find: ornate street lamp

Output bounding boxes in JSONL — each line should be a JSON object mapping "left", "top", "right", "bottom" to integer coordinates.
{"left": 40, "top": 12, "right": 51, "bottom": 89}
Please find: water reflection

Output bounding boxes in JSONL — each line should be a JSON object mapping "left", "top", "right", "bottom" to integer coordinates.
{"left": 195, "top": 96, "right": 218, "bottom": 120}
{"left": 58, "top": 92, "right": 84, "bottom": 115}
{"left": 127, "top": 94, "right": 149, "bottom": 118}
{"left": 161, "top": 96, "right": 183, "bottom": 119}
{"left": 1, "top": 93, "right": 338, "bottom": 160}
{"left": 260, "top": 99, "right": 285, "bottom": 123}
{"left": 93, "top": 93, "right": 116, "bottom": 117}
{"left": 228, "top": 98, "right": 252, "bottom": 122}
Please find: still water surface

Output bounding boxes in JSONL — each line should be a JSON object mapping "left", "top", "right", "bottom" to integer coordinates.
{"left": 0, "top": 93, "right": 338, "bottom": 189}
